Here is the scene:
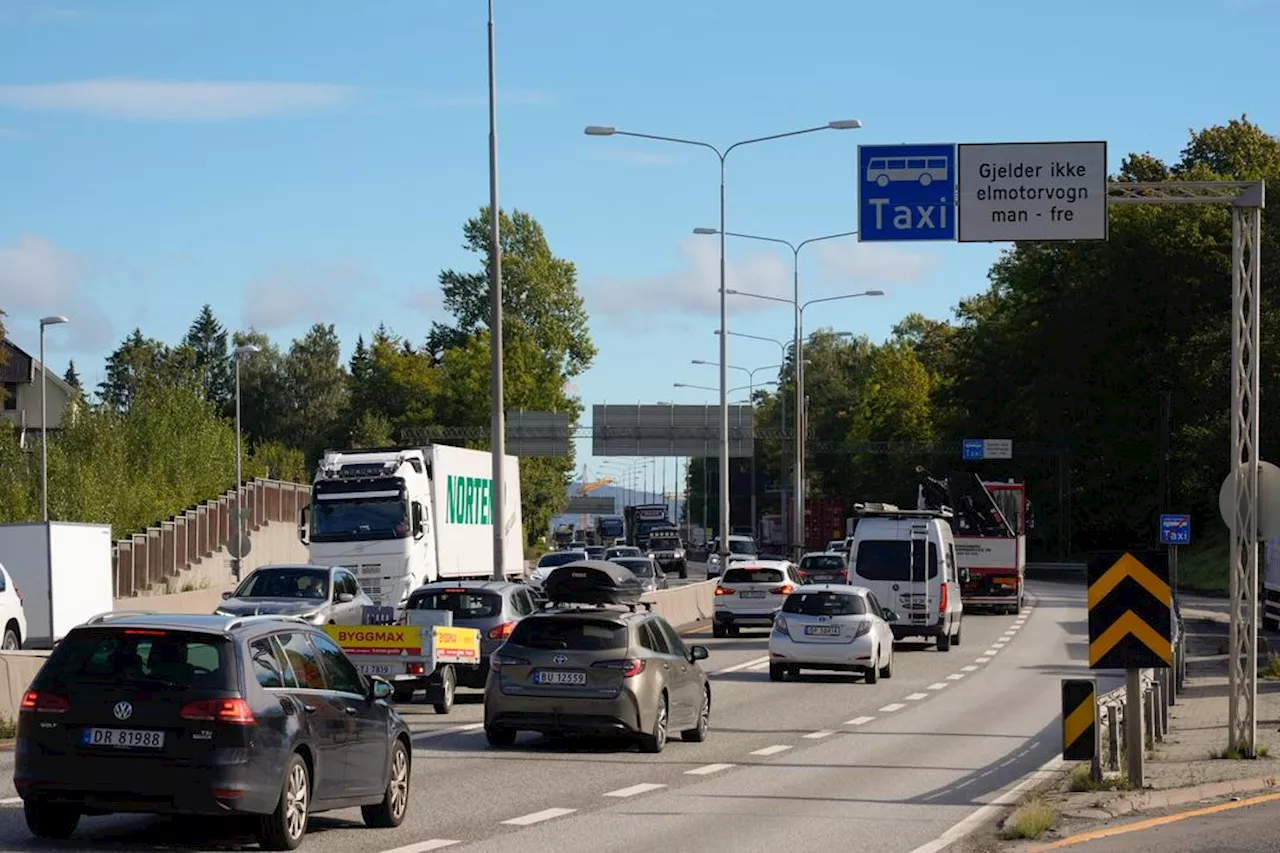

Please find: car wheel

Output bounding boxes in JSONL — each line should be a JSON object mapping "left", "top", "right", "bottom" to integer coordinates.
{"left": 393, "top": 685, "right": 416, "bottom": 703}
{"left": 712, "top": 623, "right": 727, "bottom": 639}
{"left": 865, "top": 653, "right": 879, "bottom": 684}
{"left": 679, "top": 567, "right": 688, "bottom": 579}
{"left": 362, "top": 738, "right": 410, "bottom": 828}
{"left": 2, "top": 627, "right": 19, "bottom": 650}
{"left": 433, "top": 666, "right": 456, "bottom": 715}
{"left": 682, "top": 686, "right": 710, "bottom": 742}
{"left": 638, "top": 693, "right": 669, "bottom": 754}
{"left": 951, "top": 620, "right": 962, "bottom": 647}
{"left": 485, "top": 726, "right": 517, "bottom": 747}
{"left": 937, "top": 631, "right": 952, "bottom": 652}
{"left": 23, "top": 800, "right": 80, "bottom": 839}
{"left": 258, "top": 752, "right": 310, "bottom": 851}
{"left": 768, "top": 663, "right": 786, "bottom": 682}
{"left": 879, "top": 648, "right": 894, "bottom": 679}
{"left": 728, "top": 625, "right": 741, "bottom": 637}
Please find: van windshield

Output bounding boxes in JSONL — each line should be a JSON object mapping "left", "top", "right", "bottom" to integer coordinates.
{"left": 854, "top": 540, "right": 939, "bottom": 582}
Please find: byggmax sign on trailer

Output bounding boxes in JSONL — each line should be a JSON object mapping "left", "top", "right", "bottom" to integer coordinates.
{"left": 857, "top": 139, "right": 1109, "bottom": 243}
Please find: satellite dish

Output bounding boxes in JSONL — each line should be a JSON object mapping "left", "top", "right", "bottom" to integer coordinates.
{"left": 1218, "top": 461, "right": 1280, "bottom": 541}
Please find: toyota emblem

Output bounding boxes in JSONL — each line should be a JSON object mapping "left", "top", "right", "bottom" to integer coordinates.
{"left": 552, "top": 654, "right": 569, "bottom": 665}
{"left": 113, "top": 701, "right": 133, "bottom": 721}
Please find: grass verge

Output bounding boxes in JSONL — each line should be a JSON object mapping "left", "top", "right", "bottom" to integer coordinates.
{"left": 1261, "top": 655, "right": 1280, "bottom": 679}
{"left": 1177, "top": 533, "right": 1230, "bottom": 594}
{"left": 0, "top": 717, "right": 15, "bottom": 739}
{"left": 1001, "top": 797, "right": 1056, "bottom": 840}
{"left": 1066, "top": 763, "right": 1134, "bottom": 792}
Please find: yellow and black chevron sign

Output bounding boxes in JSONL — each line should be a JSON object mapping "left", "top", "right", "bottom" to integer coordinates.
{"left": 1061, "top": 679, "right": 1097, "bottom": 761}
{"left": 1088, "top": 550, "right": 1172, "bottom": 669}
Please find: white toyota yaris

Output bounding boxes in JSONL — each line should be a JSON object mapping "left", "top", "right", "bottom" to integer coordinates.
{"left": 767, "top": 584, "right": 897, "bottom": 683}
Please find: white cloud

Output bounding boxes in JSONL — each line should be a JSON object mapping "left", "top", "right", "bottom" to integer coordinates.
{"left": 0, "top": 79, "right": 355, "bottom": 121}
{"left": 421, "top": 90, "right": 554, "bottom": 108}
{"left": 814, "top": 241, "right": 943, "bottom": 285}
{"left": 243, "top": 259, "right": 377, "bottom": 331}
{"left": 589, "top": 149, "right": 676, "bottom": 166}
{"left": 586, "top": 237, "right": 792, "bottom": 319}
{"left": 0, "top": 234, "right": 114, "bottom": 348}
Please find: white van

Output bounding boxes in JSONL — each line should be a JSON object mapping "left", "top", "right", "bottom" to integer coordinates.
{"left": 847, "top": 506, "right": 966, "bottom": 651}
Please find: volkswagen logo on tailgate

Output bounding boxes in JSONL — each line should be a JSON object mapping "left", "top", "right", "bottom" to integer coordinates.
{"left": 113, "top": 701, "right": 133, "bottom": 721}
{"left": 552, "top": 654, "right": 569, "bottom": 665}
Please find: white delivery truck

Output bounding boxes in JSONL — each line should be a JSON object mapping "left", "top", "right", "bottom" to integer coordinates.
{"left": 0, "top": 521, "right": 113, "bottom": 648}
{"left": 298, "top": 445, "right": 523, "bottom": 609}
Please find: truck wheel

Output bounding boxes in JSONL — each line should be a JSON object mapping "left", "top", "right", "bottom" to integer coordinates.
{"left": 950, "top": 620, "right": 962, "bottom": 647}
{"left": 432, "top": 666, "right": 456, "bottom": 715}
{"left": 937, "top": 632, "right": 952, "bottom": 652}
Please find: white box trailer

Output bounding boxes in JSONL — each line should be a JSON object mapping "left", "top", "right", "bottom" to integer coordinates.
{"left": 428, "top": 444, "right": 523, "bottom": 581}
{"left": 0, "top": 522, "right": 113, "bottom": 648}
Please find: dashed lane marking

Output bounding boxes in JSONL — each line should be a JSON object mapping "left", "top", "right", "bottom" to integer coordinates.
{"left": 412, "top": 723, "right": 484, "bottom": 742}
{"left": 845, "top": 716, "right": 876, "bottom": 726}
{"left": 927, "top": 682, "right": 948, "bottom": 690}
{"left": 905, "top": 692, "right": 929, "bottom": 701}
{"left": 604, "top": 783, "right": 666, "bottom": 798}
{"left": 502, "top": 807, "right": 577, "bottom": 826}
{"left": 380, "top": 841, "right": 461, "bottom": 853}
{"left": 975, "top": 656, "right": 992, "bottom": 663}
{"left": 714, "top": 656, "right": 770, "bottom": 675}
{"left": 803, "top": 730, "right": 836, "bottom": 739}
{"left": 879, "top": 703, "right": 906, "bottom": 712}
{"left": 984, "top": 649, "right": 1000, "bottom": 656}
{"left": 993, "top": 642, "right": 1007, "bottom": 649}
{"left": 686, "top": 763, "right": 735, "bottom": 775}
{"left": 750, "top": 745, "right": 792, "bottom": 756}
{"left": 962, "top": 665, "right": 979, "bottom": 672}
{"left": 946, "top": 673, "right": 966, "bottom": 681}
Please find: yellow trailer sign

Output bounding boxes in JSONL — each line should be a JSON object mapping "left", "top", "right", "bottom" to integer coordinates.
{"left": 433, "top": 626, "right": 481, "bottom": 664}
{"left": 326, "top": 625, "right": 422, "bottom": 656}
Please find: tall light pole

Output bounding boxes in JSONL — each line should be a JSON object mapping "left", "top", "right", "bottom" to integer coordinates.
{"left": 693, "top": 360, "right": 781, "bottom": 538}
{"left": 38, "top": 315, "right": 69, "bottom": 522}
{"left": 232, "top": 343, "right": 259, "bottom": 581}
{"left": 725, "top": 287, "right": 884, "bottom": 555}
{"left": 587, "top": 119, "right": 862, "bottom": 558}
{"left": 696, "top": 227, "right": 863, "bottom": 558}
{"left": 488, "top": 0, "right": 508, "bottom": 581}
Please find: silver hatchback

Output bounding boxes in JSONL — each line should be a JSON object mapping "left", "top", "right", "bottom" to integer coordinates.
{"left": 404, "top": 581, "right": 541, "bottom": 688}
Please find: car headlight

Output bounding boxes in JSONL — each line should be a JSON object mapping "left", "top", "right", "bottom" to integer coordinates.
{"left": 214, "top": 609, "right": 233, "bottom": 617}
{"left": 302, "top": 610, "right": 324, "bottom": 624}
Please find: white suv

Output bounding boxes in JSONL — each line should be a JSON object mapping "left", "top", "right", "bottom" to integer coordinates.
{"left": 705, "top": 535, "right": 759, "bottom": 579}
{"left": 712, "top": 560, "right": 802, "bottom": 637}
{"left": 0, "top": 561, "right": 27, "bottom": 649}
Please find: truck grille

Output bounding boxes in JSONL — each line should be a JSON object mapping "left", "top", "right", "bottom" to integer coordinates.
{"left": 345, "top": 563, "right": 384, "bottom": 597}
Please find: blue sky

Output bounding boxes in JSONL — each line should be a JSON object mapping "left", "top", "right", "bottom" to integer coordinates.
{"left": 1, "top": 0, "right": 1276, "bottom": 498}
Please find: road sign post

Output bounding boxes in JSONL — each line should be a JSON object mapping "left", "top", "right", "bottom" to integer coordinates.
{"left": 858, "top": 144, "right": 957, "bottom": 242}
{"left": 960, "top": 438, "right": 1014, "bottom": 461}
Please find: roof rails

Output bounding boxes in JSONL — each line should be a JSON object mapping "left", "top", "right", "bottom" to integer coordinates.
{"left": 852, "top": 502, "right": 953, "bottom": 520}
{"left": 224, "top": 614, "right": 312, "bottom": 631}
{"left": 538, "top": 600, "right": 654, "bottom": 614}
{"left": 84, "top": 610, "right": 159, "bottom": 625}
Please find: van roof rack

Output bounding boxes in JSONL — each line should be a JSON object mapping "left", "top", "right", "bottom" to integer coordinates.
{"left": 852, "top": 503, "right": 954, "bottom": 520}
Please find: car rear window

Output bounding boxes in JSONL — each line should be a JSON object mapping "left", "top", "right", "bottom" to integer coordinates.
{"left": 783, "top": 591, "right": 867, "bottom": 616}
{"left": 615, "top": 559, "right": 655, "bottom": 577}
{"left": 41, "top": 627, "right": 236, "bottom": 691}
{"left": 538, "top": 552, "right": 584, "bottom": 568}
{"left": 508, "top": 617, "right": 627, "bottom": 651}
{"left": 722, "top": 568, "right": 784, "bottom": 584}
{"left": 801, "top": 556, "right": 846, "bottom": 571}
{"left": 854, "top": 540, "right": 939, "bottom": 581}
{"left": 408, "top": 590, "right": 502, "bottom": 619}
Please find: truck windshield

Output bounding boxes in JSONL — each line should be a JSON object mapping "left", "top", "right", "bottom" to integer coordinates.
{"left": 311, "top": 496, "right": 408, "bottom": 542}
{"left": 727, "top": 539, "right": 756, "bottom": 555}
{"left": 649, "top": 536, "right": 680, "bottom": 549}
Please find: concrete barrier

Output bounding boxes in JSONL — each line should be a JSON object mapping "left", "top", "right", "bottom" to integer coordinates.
{"left": 643, "top": 580, "right": 716, "bottom": 630}
{"left": 0, "top": 651, "right": 51, "bottom": 724}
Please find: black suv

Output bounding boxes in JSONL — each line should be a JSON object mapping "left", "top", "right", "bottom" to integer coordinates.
{"left": 14, "top": 612, "right": 414, "bottom": 850}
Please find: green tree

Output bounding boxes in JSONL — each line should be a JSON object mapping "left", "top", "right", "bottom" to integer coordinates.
{"left": 181, "top": 304, "right": 233, "bottom": 411}
{"left": 283, "top": 323, "right": 349, "bottom": 461}
{"left": 231, "top": 329, "right": 290, "bottom": 446}
{"left": 62, "top": 360, "right": 82, "bottom": 392}
{"left": 98, "top": 329, "right": 190, "bottom": 410}
{"left": 0, "top": 421, "right": 36, "bottom": 523}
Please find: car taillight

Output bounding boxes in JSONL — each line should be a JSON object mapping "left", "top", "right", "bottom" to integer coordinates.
{"left": 179, "top": 698, "right": 255, "bottom": 725}
{"left": 773, "top": 614, "right": 788, "bottom": 632}
{"left": 20, "top": 691, "right": 69, "bottom": 714}
{"left": 487, "top": 621, "right": 515, "bottom": 640}
{"left": 714, "top": 587, "right": 736, "bottom": 596}
{"left": 491, "top": 654, "right": 529, "bottom": 673}
{"left": 939, "top": 583, "right": 948, "bottom": 613}
{"left": 406, "top": 662, "right": 426, "bottom": 676}
{"left": 593, "top": 658, "right": 645, "bottom": 678}
{"left": 771, "top": 584, "right": 795, "bottom": 596}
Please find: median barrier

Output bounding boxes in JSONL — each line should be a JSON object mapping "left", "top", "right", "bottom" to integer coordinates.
{"left": 643, "top": 580, "right": 716, "bottom": 630}
{"left": 0, "top": 651, "right": 51, "bottom": 724}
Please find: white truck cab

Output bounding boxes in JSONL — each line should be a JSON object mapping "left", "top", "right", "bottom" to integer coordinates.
{"left": 847, "top": 504, "right": 966, "bottom": 652}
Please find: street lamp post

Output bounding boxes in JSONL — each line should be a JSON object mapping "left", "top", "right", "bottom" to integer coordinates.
{"left": 487, "top": 0, "right": 508, "bottom": 582}
{"left": 587, "top": 119, "right": 862, "bottom": 558}
{"left": 693, "top": 360, "right": 781, "bottom": 538}
{"left": 38, "top": 315, "right": 69, "bottom": 522}
{"left": 232, "top": 343, "right": 260, "bottom": 581}
{"left": 723, "top": 285, "right": 884, "bottom": 556}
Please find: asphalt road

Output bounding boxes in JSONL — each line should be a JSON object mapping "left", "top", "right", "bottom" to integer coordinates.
{"left": 0, "top": 579, "right": 1093, "bottom": 852}
{"left": 1036, "top": 793, "right": 1280, "bottom": 852}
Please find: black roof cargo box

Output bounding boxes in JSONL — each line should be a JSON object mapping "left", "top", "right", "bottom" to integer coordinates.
{"left": 543, "top": 560, "right": 645, "bottom": 606}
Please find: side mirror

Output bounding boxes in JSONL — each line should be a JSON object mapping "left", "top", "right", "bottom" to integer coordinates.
{"left": 689, "top": 645, "right": 709, "bottom": 661}
{"left": 412, "top": 502, "right": 425, "bottom": 539}
{"left": 959, "top": 568, "right": 971, "bottom": 584}
{"left": 222, "top": 590, "right": 234, "bottom": 600}
{"left": 337, "top": 592, "right": 355, "bottom": 603}
{"left": 369, "top": 676, "right": 393, "bottom": 700}
{"left": 882, "top": 608, "right": 899, "bottom": 622}
{"left": 297, "top": 505, "right": 310, "bottom": 545}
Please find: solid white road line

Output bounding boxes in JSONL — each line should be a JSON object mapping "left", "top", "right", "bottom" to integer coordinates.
{"left": 0, "top": 797, "right": 22, "bottom": 806}
{"left": 714, "top": 656, "right": 770, "bottom": 675}
{"left": 946, "top": 673, "right": 966, "bottom": 681}
{"left": 412, "top": 723, "right": 484, "bottom": 742}
{"left": 927, "top": 682, "right": 948, "bottom": 690}
{"left": 604, "top": 783, "right": 666, "bottom": 798}
{"left": 380, "top": 841, "right": 460, "bottom": 853}
{"left": 906, "top": 755, "right": 1065, "bottom": 853}
{"left": 685, "top": 763, "right": 735, "bottom": 775}
{"left": 502, "top": 807, "right": 577, "bottom": 826}
{"left": 845, "top": 716, "right": 876, "bottom": 726}
{"left": 962, "top": 665, "right": 979, "bottom": 672}
{"left": 747, "top": 661, "right": 771, "bottom": 671}
{"left": 750, "top": 745, "right": 792, "bottom": 756}
{"left": 878, "top": 703, "right": 906, "bottom": 713}
{"left": 803, "top": 730, "right": 836, "bottom": 739}
{"left": 905, "top": 692, "right": 929, "bottom": 701}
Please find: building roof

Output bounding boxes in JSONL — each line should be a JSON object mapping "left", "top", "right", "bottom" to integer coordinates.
{"left": 1, "top": 339, "right": 76, "bottom": 396}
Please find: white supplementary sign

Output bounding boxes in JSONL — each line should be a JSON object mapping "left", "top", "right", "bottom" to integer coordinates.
{"left": 957, "top": 141, "right": 1107, "bottom": 242}
{"left": 983, "top": 439, "right": 1013, "bottom": 459}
